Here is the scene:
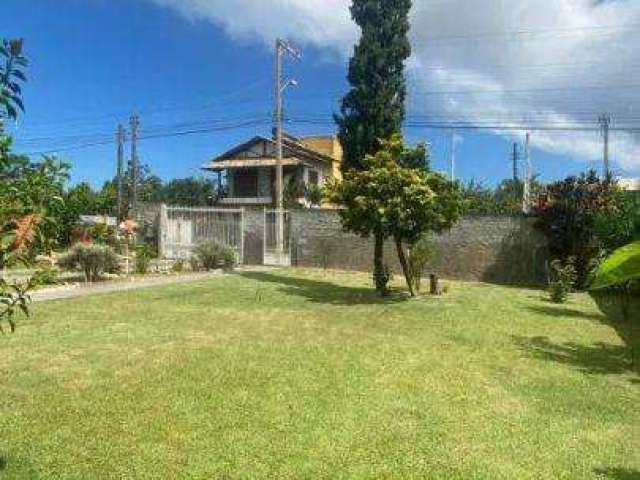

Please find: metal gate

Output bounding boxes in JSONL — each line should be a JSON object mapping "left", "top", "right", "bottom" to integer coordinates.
{"left": 264, "top": 209, "right": 291, "bottom": 266}
{"left": 159, "top": 205, "right": 244, "bottom": 263}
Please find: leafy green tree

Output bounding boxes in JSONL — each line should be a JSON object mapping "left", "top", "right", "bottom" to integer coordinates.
{"left": 335, "top": 0, "right": 412, "bottom": 171}
{"left": 536, "top": 171, "right": 624, "bottom": 289}
{"left": 462, "top": 176, "right": 544, "bottom": 216}
{"left": 160, "top": 177, "right": 218, "bottom": 206}
{"left": 593, "top": 191, "right": 640, "bottom": 252}
{"left": 334, "top": 0, "right": 413, "bottom": 294}
{"left": 0, "top": 38, "right": 27, "bottom": 121}
{"left": 328, "top": 135, "right": 463, "bottom": 296}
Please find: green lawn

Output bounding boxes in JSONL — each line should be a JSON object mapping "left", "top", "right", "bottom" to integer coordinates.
{"left": 1, "top": 269, "right": 638, "bottom": 479}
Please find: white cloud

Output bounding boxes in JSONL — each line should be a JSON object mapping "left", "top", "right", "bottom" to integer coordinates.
{"left": 150, "top": 0, "right": 640, "bottom": 175}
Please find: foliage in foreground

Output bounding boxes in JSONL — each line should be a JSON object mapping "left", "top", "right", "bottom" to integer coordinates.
{"left": 0, "top": 38, "right": 27, "bottom": 121}
{"left": 590, "top": 241, "right": 640, "bottom": 291}
{"left": 0, "top": 272, "right": 45, "bottom": 334}
{"left": 327, "top": 135, "right": 463, "bottom": 296}
{"left": 589, "top": 241, "right": 640, "bottom": 324}
{"left": 57, "top": 243, "right": 121, "bottom": 282}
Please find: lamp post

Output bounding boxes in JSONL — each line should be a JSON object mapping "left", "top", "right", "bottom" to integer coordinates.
{"left": 274, "top": 39, "right": 301, "bottom": 263}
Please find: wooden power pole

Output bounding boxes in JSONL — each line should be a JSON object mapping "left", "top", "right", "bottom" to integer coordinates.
{"left": 129, "top": 112, "right": 140, "bottom": 218}
{"left": 116, "top": 124, "right": 125, "bottom": 221}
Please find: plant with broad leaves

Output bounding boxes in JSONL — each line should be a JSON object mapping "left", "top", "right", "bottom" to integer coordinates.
{"left": 0, "top": 273, "right": 40, "bottom": 334}
{"left": 590, "top": 241, "right": 640, "bottom": 322}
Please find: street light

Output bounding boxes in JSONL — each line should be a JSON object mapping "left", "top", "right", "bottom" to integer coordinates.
{"left": 274, "top": 39, "right": 301, "bottom": 264}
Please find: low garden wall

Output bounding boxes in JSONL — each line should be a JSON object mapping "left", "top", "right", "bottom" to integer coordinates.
{"left": 290, "top": 210, "right": 550, "bottom": 285}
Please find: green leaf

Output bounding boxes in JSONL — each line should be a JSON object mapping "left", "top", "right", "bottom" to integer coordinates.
{"left": 11, "top": 69, "right": 26, "bottom": 81}
{"left": 589, "top": 241, "right": 640, "bottom": 290}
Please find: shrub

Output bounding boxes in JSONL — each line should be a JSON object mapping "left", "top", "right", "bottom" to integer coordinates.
{"left": 135, "top": 244, "right": 155, "bottom": 275}
{"left": 35, "top": 266, "right": 59, "bottom": 286}
{"left": 305, "top": 184, "right": 324, "bottom": 207}
{"left": 535, "top": 172, "right": 624, "bottom": 289}
{"left": 171, "top": 259, "right": 185, "bottom": 273}
{"left": 192, "top": 242, "right": 237, "bottom": 272}
{"left": 58, "top": 243, "right": 121, "bottom": 282}
{"left": 408, "top": 236, "right": 435, "bottom": 293}
{"left": 189, "top": 255, "right": 201, "bottom": 272}
{"left": 548, "top": 258, "right": 577, "bottom": 303}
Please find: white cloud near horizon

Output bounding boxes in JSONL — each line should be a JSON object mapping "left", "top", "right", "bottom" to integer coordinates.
{"left": 150, "top": 0, "right": 640, "bottom": 176}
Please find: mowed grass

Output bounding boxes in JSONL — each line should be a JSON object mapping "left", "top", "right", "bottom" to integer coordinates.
{"left": 1, "top": 269, "right": 638, "bottom": 479}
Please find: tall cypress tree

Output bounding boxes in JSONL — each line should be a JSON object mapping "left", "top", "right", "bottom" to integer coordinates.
{"left": 335, "top": 0, "right": 412, "bottom": 172}
{"left": 334, "top": 0, "right": 412, "bottom": 294}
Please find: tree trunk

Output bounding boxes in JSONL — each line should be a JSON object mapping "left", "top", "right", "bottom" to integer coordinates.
{"left": 395, "top": 237, "right": 415, "bottom": 297}
{"left": 373, "top": 231, "right": 386, "bottom": 296}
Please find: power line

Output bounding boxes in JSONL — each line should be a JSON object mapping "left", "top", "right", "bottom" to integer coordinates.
{"left": 419, "top": 22, "right": 640, "bottom": 43}
{"left": 287, "top": 116, "right": 640, "bottom": 133}
{"left": 19, "top": 118, "right": 272, "bottom": 156}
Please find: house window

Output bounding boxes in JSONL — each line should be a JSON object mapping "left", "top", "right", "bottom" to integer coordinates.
{"left": 308, "top": 170, "right": 319, "bottom": 186}
{"left": 234, "top": 170, "right": 258, "bottom": 197}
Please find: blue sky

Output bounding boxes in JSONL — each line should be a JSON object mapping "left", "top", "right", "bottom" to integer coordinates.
{"left": 4, "top": 0, "right": 639, "bottom": 187}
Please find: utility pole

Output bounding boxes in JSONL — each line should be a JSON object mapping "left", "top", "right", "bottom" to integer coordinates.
{"left": 116, "top": 124, "right": 125, "bottom": 221}
{"left": 512, "top": 142, "right": 519, "bottom": 182}
{"left": 274, "top": 38, "right": 300, "bottom": 263}
{"left": 449, "top": 131, "right": 456, "bottom": 182}
{"left": 599, "top": 113, "right": 611, "bottom": 178}
{"left": 522, "top": 132, "right": 531, "bottom": 214}
{"left": 129, "top": 112, "right": 140, "bottom": 218}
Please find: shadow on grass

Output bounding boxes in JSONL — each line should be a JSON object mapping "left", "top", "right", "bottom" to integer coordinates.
{"left": 0, "top": 455, "right": 6, "bottom": 471}
{"left": 239, "top": 271, "right": 409, "bottom": 306}
{"left": 526, "top": 305, "right": 608, "bottom": 322}
{"left": 513, "top": 335, "right": 634, "bottom": 376}
{"left": 593, "top": 467, "right": 640, "bottom": 479}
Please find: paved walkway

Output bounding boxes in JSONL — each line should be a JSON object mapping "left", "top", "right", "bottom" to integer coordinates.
{"left": 32, "top": 271, "right": 228, "bottom": 303}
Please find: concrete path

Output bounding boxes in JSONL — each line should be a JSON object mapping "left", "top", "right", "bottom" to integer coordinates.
{"left": 32, "top": 271, "right": 228, "bottom": 303}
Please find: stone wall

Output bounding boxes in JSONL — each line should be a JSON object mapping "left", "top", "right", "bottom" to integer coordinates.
{"left": 290, "top": 210, "right": 549, "bottom": 285}
{"left": 242, "top": 207, "right": 265, "bottom": 265}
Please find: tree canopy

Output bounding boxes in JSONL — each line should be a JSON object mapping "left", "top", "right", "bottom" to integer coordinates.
{"left": 327, "top": 135, "right": 463, "bottom": 296}
{"left": 335, "top": 0, "right": 412, "bottom": 172}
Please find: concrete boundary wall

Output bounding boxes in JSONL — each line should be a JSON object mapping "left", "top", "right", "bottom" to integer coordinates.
{"left": 289, "top": 210, "right": 549, "bottom": 285}
{"left": 149, "top": 203, "right": 550, "bottom": 285}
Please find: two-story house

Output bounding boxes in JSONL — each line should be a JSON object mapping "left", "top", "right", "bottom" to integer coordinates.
{"left": 202, "top": 133, "right": 343, "bottom": 207}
